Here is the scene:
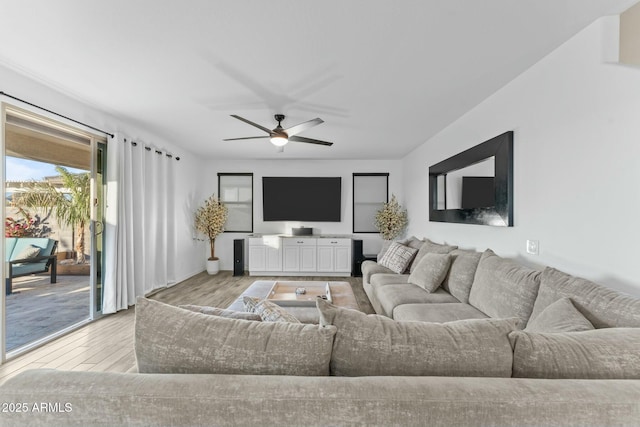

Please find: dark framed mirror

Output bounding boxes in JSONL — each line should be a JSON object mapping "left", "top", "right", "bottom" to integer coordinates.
{"left": 429, "top": 131, "right": 513, "bottom": 226}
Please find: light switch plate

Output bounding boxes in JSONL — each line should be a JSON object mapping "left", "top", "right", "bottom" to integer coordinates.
{"left": 526, "top": 240, "right": 539, "bottom": 255}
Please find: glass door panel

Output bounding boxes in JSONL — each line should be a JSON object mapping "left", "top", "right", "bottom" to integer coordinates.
{"left": 2, "top": 106, "right": 105, "bottom": 357}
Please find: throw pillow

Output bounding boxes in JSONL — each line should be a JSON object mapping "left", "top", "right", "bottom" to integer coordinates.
{"left": 408, "top": 253, "right": 452, "bottom": 292}
{"left": 179, "top": 304, "right": 262, "bottom": 321}
{"left": 378, "top": 242, "right": 418, "bottom": 274}
{"left": 524, "top": 298, "right": 594, "bottom": 333}
{"left": 243, "top": 296, "right": 301, "bottom": 323}
{"left": 376, "top": 238, "right": 408, "bottom": 261}
{"left": 14, "top": 245, "right": 41, "bottom": 261}
{"left": 135, "top": 297, "right": 336, "bottom": 375}
{"left": 410, "top": 239, "right": 458, "bottom": 273}
{"left": 316, "top": 298, "right": 518, "bottom": 377}
{"left": 511, "top": 328, "right": 640, "bottom": 379}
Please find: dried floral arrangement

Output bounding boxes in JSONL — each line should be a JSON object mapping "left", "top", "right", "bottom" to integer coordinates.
{"left": 194, "top": 194, "right": 228, "bottom": 260}
{"left": 374, "top": 195, "right": 408, "bottom": 240}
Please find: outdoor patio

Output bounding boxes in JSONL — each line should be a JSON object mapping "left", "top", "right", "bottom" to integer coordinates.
{"left": 6, "top": 273, "right": 90, "bottom": 352}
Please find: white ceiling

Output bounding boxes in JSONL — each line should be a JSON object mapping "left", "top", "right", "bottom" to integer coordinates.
{"left": 0, "top": 0, "right": 636, "bottom": 160}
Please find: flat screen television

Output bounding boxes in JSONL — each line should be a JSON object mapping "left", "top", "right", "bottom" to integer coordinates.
{"left": 262, "top": 177, "right": 341, "bottom": 222}
{"left": 461, "top": 176, "right": 495, "bottom": 209}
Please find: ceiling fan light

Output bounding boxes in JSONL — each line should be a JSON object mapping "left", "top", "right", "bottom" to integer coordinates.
{"left": 270, "top": 136, "right": 288, "bottom": 147}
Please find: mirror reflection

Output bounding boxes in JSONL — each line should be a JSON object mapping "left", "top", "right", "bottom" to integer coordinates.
{"left": 435, "top": 156, "right": 495, "bottom": 210}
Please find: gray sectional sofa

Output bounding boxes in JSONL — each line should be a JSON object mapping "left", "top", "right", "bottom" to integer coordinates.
{"left": 362, "top": 238, "right": 640, "bottom": 328}
{"left": 1, "top": 237, "right": 640, "bottom": 427}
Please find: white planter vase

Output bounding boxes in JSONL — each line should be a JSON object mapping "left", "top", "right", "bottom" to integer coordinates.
{"left": 206, "top": 259, "right": 220, "bottom": 275}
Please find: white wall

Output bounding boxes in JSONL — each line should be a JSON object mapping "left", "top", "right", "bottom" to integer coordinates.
{"left": 403, "top": 16, "right": 640, "bottom": 296}
{"left": 202, "top": 159, "right": 404, "bottom": 270}
{"left": 0, "top": 63, "right": 206, "bottom": 284}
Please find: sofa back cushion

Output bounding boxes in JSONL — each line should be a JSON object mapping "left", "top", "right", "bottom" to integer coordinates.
{"left": 468, "top": 250, "right": 541, "bottom": 326}
{"left": 317, "top": 298, "right": 518, "bottom": 377}
{"left": 9, "top": 238, "right": 56, "bottom": 262}
{"left": 511, "top": 328, "right": 640, "bottom": 379}
{"left": 179, "top": 304, "right": 262, "bottom": 321}
{"left": 135, "top": 298, "right": 336, "bottom": 376}
{"left": 524, "top": 297, "right": 594, "bottom": 333}
{"left": 529, "top": 267, "right": 640, "bottom": 328}
{"left": 441, "top": 249, "right": 482, "bottom": 304}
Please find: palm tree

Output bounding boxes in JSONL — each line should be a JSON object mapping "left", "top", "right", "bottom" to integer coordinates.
{"left": 13, "top": 166, "right": 91, "bottom": 264}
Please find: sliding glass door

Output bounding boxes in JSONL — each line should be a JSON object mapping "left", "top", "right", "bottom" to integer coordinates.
{"left": 1, "top": 104, "right": 107, "bottom": 361}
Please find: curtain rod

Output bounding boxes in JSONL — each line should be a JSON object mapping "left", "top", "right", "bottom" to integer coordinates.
{"left": 0, "top": 91, "right": 115, "bottom": 138}
{"left": 128, "top": 139, "right": 180, "bottom": 161}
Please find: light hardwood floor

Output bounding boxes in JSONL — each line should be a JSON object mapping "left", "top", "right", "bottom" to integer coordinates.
{"left": 0, "top": 272, "right": 369, "bottom": 385}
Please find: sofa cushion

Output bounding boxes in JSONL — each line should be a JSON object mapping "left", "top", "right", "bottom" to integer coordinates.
{"left": 524, "top": 298, "right": 594, "bottom": 333}
{"left": 317, "top": 298, "right": 517, "bottom": 377}
{"left": 243, "top": 296, "right": 300, "bottom": 323}
{"left": 135, "top": 298, "right": 336, "bottom": 376}
{"left": 179, "top": 304, "right": 262, "bottom": 321}
{"left": 408, "top": 253, "right": 452, "bottom": 292}
{"left": 13, "top": 244, "right": 41, "bottom": 261}
{"left": 393, "top": 303, "right": 489, "bottom": 323}
{"left": 468, "top": 249, "right": 541, "bottom": 327}
{"left": 511, "top": 328, "right": 640, "bottom": 379}
{"left": 9, "top": 237, "right": 55, "bottom": 262}
{"left": 370, "top": 273, "right": 410, "bottom": 288}
{"left": 441, "top": 249, "right": 482, "bottom": 304}
{"left": 406, "top": 235, "right": 425, "bottom": 249}
{"left": 378, "top": 242, "right": 418, "bottom": 274}
{"left": 410, "top": 239, "right": 458, "bottom": 273}
{"left": 362, "top": 260, "right": 395, "bottom": 285}
{"left": 529, "top": 267, "right": 640, "bottom": 328}
{"left": 376, "top": 285, "right": 459, "bottom": 317}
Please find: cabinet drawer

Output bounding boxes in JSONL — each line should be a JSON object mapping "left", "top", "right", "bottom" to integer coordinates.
{"left": 282, "top": 238, "right": 316, "bottom": 246}
{"left": 317, "top": 238, "right": 351, "bottom": 247}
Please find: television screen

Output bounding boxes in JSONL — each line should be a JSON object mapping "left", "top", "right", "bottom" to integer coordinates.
{"left": 263, "top": 177, "right": 341, "bottom": 221}
{"left": 461, "top": 176, "right": 495, "bottom": 209}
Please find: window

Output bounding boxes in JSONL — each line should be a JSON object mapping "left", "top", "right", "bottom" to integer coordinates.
{"left": 218, "top": 173, "right": 253, "bottom": 232}
{"left": 353, "top": 173, "right": 389, "bottom": 233}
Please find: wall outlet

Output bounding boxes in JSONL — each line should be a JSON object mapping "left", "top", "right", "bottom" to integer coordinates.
{"left": 526, "top": 239, "right": 539, "bottom": 255}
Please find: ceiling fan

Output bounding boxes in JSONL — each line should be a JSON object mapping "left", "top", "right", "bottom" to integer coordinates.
{"left": 224, "top": 114, "right": 333, "bottom": 151}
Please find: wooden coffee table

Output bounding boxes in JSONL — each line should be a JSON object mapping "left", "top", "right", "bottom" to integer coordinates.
{"left": 227, "top": 280, "right": 360, "bottom": 323}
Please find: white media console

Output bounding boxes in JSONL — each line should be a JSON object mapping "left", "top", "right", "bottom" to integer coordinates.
{"left": 248, "top": 235, "right": 352, "bottom": 276}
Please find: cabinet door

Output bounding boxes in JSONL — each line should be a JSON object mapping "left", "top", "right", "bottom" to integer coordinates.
{"left": 334, "top": 246, "right": 352, "bottom": 273}
{"left": 283, "top": 246, "right": 300, "bottom": 271}
{"left": 265, "top": 245, "right": 282, "bottom": 271}
{"left": 248, "top": 245, "right": 266, "bottom": 271}
{"left": 317, "top": 246, "right": 334, "bottom": 272}
{"left": 300, "top": 247, "right": 317, "bottom": 272}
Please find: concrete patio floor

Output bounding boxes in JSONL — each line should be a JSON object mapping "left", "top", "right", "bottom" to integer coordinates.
{"left": 6, "top": 274, "right": 90, "bottom": 352}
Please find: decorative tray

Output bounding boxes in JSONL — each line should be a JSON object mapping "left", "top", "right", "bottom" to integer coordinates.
{"left": 266, "top": 282, "right": 332, "bottom": 306}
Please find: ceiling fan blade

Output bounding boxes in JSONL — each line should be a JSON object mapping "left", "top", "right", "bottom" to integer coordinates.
{"left": 289, "top": 135, "right": 333, "bottom": 146}
{"left": 223, "top": 136, "right": 269, "bottom": 141}
{"left": 230, "top": 115, "right": 273, "bottom": 134}
{"left": 284, "top": 118, "right": 324, "bottom": 137}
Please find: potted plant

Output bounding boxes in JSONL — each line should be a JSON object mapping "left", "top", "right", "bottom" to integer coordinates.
{"left": 195, "top": 193, "right": 228, "bottom": 275}
{"left": 374, "top": 194, "right": 408, "bottom": 240}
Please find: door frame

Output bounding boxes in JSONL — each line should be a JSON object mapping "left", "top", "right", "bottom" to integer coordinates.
{"left": 0, "top": 102, "right": 107, "bottom": 363}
